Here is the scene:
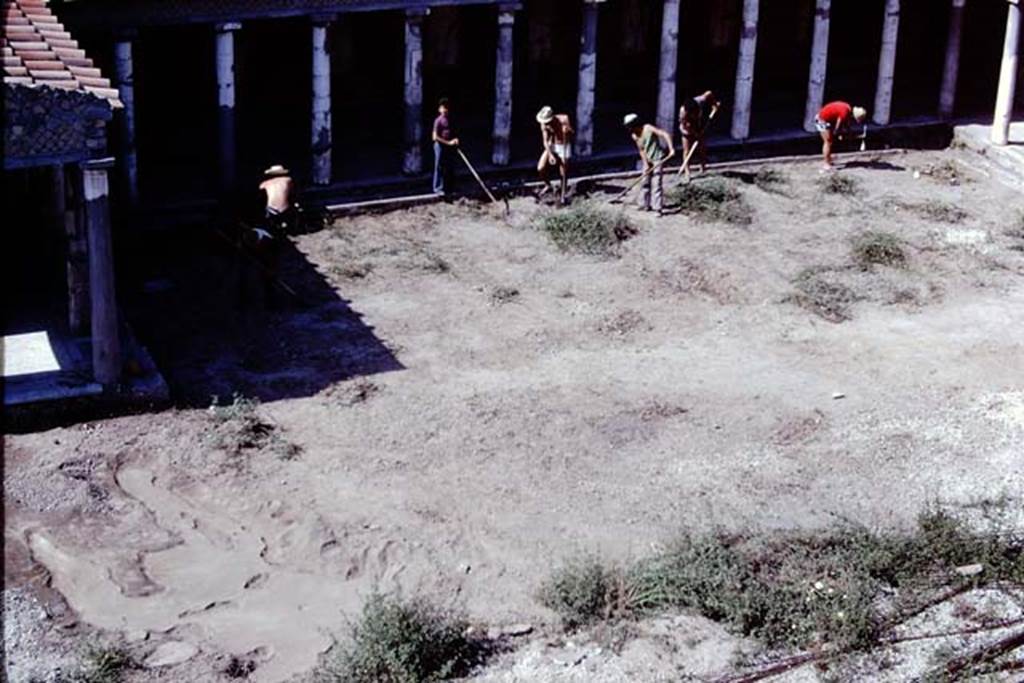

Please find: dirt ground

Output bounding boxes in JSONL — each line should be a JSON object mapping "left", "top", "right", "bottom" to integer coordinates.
{"left": 5, "top": 149, "right": 1024, "bottom": 682}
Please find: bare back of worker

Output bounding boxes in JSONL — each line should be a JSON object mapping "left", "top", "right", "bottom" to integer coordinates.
{"left": 259, "top": 175, "right": 294, "bottom": 214}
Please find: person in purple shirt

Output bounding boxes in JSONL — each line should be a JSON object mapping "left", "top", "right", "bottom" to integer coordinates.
{"left": 432, "top": 98, "right": 460, "bottom": 196}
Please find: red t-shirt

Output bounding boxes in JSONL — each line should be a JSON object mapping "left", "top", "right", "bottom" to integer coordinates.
{"left": 818, "top": 101, "right": 852, "bottom": 129}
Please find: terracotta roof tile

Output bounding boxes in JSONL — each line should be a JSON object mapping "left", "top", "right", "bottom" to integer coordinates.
{"left": 2, "top": 0, "right": 120, "bottom": 108}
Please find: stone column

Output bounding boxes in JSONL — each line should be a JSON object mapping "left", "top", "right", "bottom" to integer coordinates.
{"left": 575, "top": 0, "right": 603, "bottom": 157}
{"left": 803, "top": 0, "right": 831, "bottom": 133}
{"left": 215, "top": 22, "right": 241, "bottom": 191}
{"left": 311, "top": 15, "right": 334, "bottom": 185}
{"left": 113, "top": 31, "right": 139, "bottom": 205}
{"left": 992, "top": 0, "right": 1021, "bottom": 145}
{"left": 731, "top": 0, "right": 759, "bottom": 139}
{"left": 82, "top": 159, "right": 121, "bottom": 387}
{"left": 655, "top": 0, "right": 680, "bottom": 133}
{"left": 939, "top": 0, "right": 967, "bottom": 118}
{"left": 492, "top": 4, "right": 518, "bottom": 166}
{"left": 872, "top": 0, "right": 900, "bottom": 126}
{"left": 403, "top": 9, "right": 426, "bottom": 175}
{"left": 57, "top": 166, "right": 89, "bottom": 333}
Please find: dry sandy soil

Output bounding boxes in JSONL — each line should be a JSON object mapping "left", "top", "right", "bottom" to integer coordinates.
{"left": 4, "top": 148, "right": 1024, "bottom": 682}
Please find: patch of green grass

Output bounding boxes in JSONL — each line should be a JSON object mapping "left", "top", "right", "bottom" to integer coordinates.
{"left": 667, "top": 178, "right": 753, "bottom": 225}
{"left": 540, "top": 506, "right": 1024, "bottom": 652}
{"left": 789, "top": 267, "right": 860, "bottom": 322}
{"left": 317, "top": 594, "right": 476, "bottom": 683}
{"left": 539, "top": 203, "right": 636, "bottom": 256}
{"left": 851, "top": 231, "right": 907, "bottom": 269}
{"left": 78, "top": 646, "right": 133, "bottom": 683}
{"left": 818, "top": 174, "right": 859, "bottom": 196}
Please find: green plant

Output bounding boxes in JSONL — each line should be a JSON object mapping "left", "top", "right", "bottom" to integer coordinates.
{"left": 78, "top": 646, "right": 133, "bottom": 683}
{"left": 851, "top": 231, "right": 906, "bottom": 269}
{"left": 667, "top": 178, "right": 753, "bottom": 225}
{"left": 539, "top": 505, "right": 1024, "bottom": 653}
{"left": 318, "top": 594, "right": 475, "bottom": 683}
{"left": 818, "top": 174, "right": 859, "bottom": 195}
{"left": 539, "top": 203, "right": 636, "bottom": 256}
{"left": 790, "top": 267, "right": 860, "bottom": 322}
{"left": 207, "top": 394, "right": 300, "bottom": 459}
{"left": 539, "top": 554, "right": 620, "bottom": 629}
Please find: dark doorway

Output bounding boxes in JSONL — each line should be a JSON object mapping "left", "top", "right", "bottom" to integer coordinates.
{"left": 750, "top": 0, "right": 814, "bottom": 135}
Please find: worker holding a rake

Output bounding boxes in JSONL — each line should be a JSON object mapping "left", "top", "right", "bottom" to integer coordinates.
{"left": 535, "top": 106, "right": 574, "bottom": 206}
{"left": 815, "top": 101, "right": 868, "bottom": 171}
{"left": 624, "top": 113, "right": 675, "bottom": 215}
{"left": 679, "top": 90, "right": 720, "bottom": 179}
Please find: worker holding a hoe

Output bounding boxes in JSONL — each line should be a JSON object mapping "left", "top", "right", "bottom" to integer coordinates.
{"left": 535, "top": 106, "right": 574, "bottom": 206}
{"left": 815, "top": 101, "right": 868, "bottom": 170}
{"left": 624, "top": 113, "right": 675, "bottom": 214}
{"left": 679, "top": 90, "right": 720, "bottom": 178}
{"left": 432, "top": 97, "right": 460, "bottom": 197}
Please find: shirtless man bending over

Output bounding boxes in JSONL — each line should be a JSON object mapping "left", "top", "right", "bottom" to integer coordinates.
{"left": 535, "top": 106, "right": 574, "bottom": 205}
{"left": 259, "top": 164, "right": 296, "bottom": 234}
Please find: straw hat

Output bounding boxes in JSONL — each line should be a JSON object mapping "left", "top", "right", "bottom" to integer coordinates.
{"left": 623, "top": 113, "right": 639, "bottom": 127}
{"left": 264, "top": 164, "right": 290, "bottom": 177}
{"left": 536, "top": 106, "right": 555, "bottom": 124}
{"left": 852, "top": 106, "right": 868, "bottom": 122}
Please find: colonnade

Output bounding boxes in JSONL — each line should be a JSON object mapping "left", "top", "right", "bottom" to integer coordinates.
{"left": 107, "top": 0, "right": 1019, "bottom": 198}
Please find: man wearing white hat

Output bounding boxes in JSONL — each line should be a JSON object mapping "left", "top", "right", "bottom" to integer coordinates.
{"left": 814, "top": 101, "right": 868, "bottom": 170}
{"left": 535, "top": 106, "right": 574, "bottom": 205}
{"left": 624, "top": 114, "right": 675, "bottom": 214}
{"left": 259, "top": 164, "right": 296, "bottom": 235}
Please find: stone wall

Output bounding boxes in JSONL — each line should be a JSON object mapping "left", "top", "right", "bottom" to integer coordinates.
{"left": 4, "top": 84, "right": 112, "bottom": 169}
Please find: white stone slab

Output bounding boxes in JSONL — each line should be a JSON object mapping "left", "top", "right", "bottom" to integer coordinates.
{"left": 2, "top": 331, "right": 62, "bottom": 377}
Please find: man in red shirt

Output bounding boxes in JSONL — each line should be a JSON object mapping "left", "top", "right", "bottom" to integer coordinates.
{"left": 814, "top": 101, "right": 867, "bottom": 169}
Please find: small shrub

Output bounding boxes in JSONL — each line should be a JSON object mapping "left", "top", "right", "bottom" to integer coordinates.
{"left": 918, "top": 160, "right": 966, "bottom": 186}
{"left": 752, "top": 167, "right": 789, "bottom": 193}
{"left": 790, "top": 267, "right": 860, "bottom": 322}
{"left": 78, "top": 646, "right": 133, "bottom": 683}
{"left": 207, "top": 394, "right": 300, "bottom": 459}
{"left": 540, "top": 203, "right": 636, "bottom": 256}
{"left": 852, "top": 231, "right": 906, "bottom": 269}
{"left": 539, "top": 555, "right": 620, "bottom": 629}
{"left": 319, "top": 594, "right": 475, "bottom": 683}
{"left": 667, "top": 178, "right": 753, "bottom": 225}
{"left": 818, "top": 174, "right": 859, "bottom": 195}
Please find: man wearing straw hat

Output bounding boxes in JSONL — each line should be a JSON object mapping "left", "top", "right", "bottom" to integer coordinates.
{"left": 814, "top": 101, "right": 868, "bottom": 170}
{"left": 259, "top": 164, "right": 296, "bottom": 235}
{"left": 624, "top": 113, "right": 675, "bottom": 215}
{"left": 535, "top": 105, "right": 574, "bottom": 205}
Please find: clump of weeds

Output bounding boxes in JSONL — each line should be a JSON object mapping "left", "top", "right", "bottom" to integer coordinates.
{"left": 818, "top": 174, "right": 860, "bottom": 196}
{"left": 315, "top": 593, "right": 479, "bottom": 682}
{"left": 77, "top": 645, "right": 135, "bottom": 683}
{"left": 489, "top": 286, "right": 520, "bottom": 305}
{"left": 539, "top": 504, "right": 1024, "bottom": 654}
{"left": 540, "top": 202, "right": 637, "bottom": 256}
{"left": 667, "top": 177, "right": 753, "bottom": 225}
{"left": 207, "top": 393, "right": 301, "bottom": 460}
{"left": 851, "top": 231, "right": 907, "bottom": 269}
{"left": 789, "top": 267, "right": 861, "bottom": 322}
{"left": 752, "top": 167, "right": 789, "bottom": 194}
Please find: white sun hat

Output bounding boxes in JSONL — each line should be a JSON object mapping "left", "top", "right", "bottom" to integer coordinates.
{"left": 623, "top": 113, "right": 639, "bottom": 127}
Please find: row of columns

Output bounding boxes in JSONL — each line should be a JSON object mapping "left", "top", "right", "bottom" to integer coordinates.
{"left": 108, "top": 0, "right": 1020, "bottom": 200}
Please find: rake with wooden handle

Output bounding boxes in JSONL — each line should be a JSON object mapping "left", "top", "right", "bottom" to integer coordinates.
{"left": 457, "top": 148, "right": 509, "bottom": 215}
{"left": 609, "top": 151, "right": 675, "bottom": 204}
{"left": 677, "top": 107, "right": 718, "bottom": 178}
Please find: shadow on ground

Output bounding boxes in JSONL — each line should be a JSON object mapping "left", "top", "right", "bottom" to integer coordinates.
{"left": 128, "top": 213, "right": 403, "bottom": 407}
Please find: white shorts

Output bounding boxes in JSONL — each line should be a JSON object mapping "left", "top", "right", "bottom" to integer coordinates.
{"left": 551, "top": 143, "right": 571, "bottom": 162}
